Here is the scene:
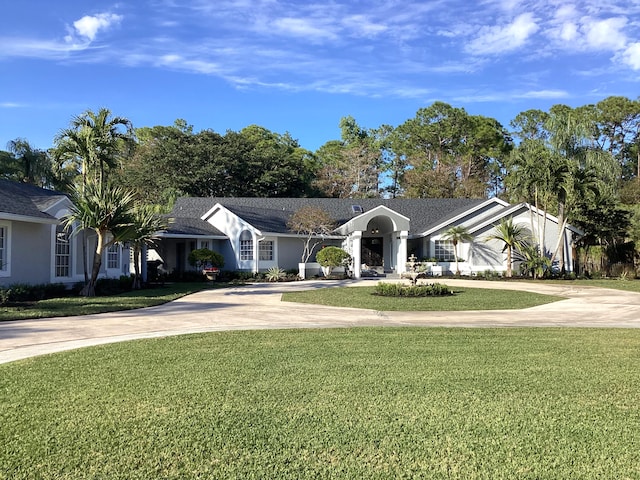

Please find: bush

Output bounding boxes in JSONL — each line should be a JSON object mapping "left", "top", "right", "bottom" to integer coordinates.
{"left": 478, "top": 269, "right": 503, "bottom": 280}
{"left": 95, "top": 276, "right": 132, "bottom": 296}
{"left": 265, "top": 267, "right": 287, "bottom": 282}
{"left": 0, "top": 282, "right": 69, "bottom": 305}
{"left": 187, "top": 249, "right": 225, "bottom": 270}
{"left": 373, "top": 282, "right": 453, "bottom": 297}
{"left": 316, "top": 247, "right": 351, "bottom": 269}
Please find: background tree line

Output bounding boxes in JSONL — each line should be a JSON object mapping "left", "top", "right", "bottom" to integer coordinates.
{"left": 2, "top": 96, "right": 640, "bottom": 272}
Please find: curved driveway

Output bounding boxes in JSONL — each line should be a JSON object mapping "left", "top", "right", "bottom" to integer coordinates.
{"left": 2, "top": 279, "right": 640, "bottom": 364}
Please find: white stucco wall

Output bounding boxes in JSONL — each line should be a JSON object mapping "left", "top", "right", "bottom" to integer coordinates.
{"left": 0, "top": 221, "right": 51, "bottom": 286}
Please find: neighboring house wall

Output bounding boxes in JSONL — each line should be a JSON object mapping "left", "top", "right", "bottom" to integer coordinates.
{"left": 0, "top": 220, "right": 52, "bottom": 286}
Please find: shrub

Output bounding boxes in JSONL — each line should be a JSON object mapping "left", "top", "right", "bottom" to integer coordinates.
{"left": 187, "top": 248, "right": 225, "bottom": 270}
{"left": 95, "top": 277, "right": 131, "bottom": 296}
{"left": 265, "top": 267, "right": 287, "bottom": 282}
{"left": 374, "top": 282, "right": 453, "bottom": 297}
{"left": 316, "top": 246, "right": 351, "bottom": 276}
{"left": 0, "top": 282, "right": 69, "bottom": 304}
{"left": 479, "top": 269, "right": 502, "bottom": 280}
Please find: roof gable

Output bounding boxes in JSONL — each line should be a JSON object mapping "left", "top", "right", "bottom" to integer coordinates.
{"left": 0, "top": 179, "right": 68, "bottom": 223}
{"left": 335, "top": 205, "right": 411, "bottom": 235}
{"left": 420, "top": 197, "right": 510, "bottom": 236}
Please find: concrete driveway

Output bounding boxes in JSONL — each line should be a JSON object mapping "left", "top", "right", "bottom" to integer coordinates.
{"left": 2, "top": 279, "right": 640, "bottom": 365}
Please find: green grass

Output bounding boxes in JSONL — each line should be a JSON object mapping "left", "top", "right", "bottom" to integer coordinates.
{"left": 0, "top": 283, "right": 215, "bottom": 321}
{"left": 282, "top": 285, "right": 565, "bottom": 311}
{"left": 1, "top": 328, "right": 639, "bottom": 479}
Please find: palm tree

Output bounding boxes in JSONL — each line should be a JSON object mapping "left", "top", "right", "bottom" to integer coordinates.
{"left": 485, "top": 218, "right": 528, "bottom": 278}
{"left": 119, "top": 205, "right": 168, "bottom": 289}
{"left": 442, "top": 225, "right": 473, "bottom": 275}
{"left": 54, "top": 108, "right": 134, "bottom": 283}
{"left": 54, "top": 108, "right": 134, "bottom": 188}
{"left": 6, "top": 138, "right": 52, "bottom": 186}
{"left": 63, "top": 181, "right": 136, "bottom": 297}
{"left": 518, "top": 242, "right": 551, "bottom": 279}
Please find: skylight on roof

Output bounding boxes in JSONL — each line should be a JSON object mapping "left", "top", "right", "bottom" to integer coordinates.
{"left": 351, "top": 205, "right": 363, "bottom": 214}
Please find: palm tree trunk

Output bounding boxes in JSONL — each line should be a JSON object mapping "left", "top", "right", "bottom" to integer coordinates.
{"left": 506, "top": 246, "right": 512, "bottom": 278}
{"left": 453, "top": 241, "right": 460, "bottom": 275}
{"left": 81, "top": 231, "right": 105, "bottom": 297}
{"left": 82, "top": 230, "right": 89, "bottom": 283}
{"left": 133, "top": 245, "right": 142, "bottom": 290}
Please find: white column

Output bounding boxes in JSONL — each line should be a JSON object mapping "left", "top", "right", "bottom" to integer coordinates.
{"left": 396, "top": 231, "right": 408, "bottom": 274}
{"left": 352, "top": 231, "right": 362, "bottom": 279}
{"left": 253, "top": 234, "right": 260, "bottom": 273}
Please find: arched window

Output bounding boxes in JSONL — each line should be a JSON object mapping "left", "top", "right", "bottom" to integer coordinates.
{"left": 240, "top": 231, "right": 253, "bottom": 261}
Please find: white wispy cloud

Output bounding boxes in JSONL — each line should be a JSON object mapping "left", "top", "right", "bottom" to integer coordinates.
{"left": 580, "top": 16, "right": 628, "bottom": 51}
{"left": 516, "top": 89, "right": 569, "bottom": 99}
{"left": 619, "top": 43, "right": 640, "bottom": 70}
{"left": 0, "top": 102, "right": 26, "bottom": 108}
{"left": 2, "top": 0, "right": 639, "bottom": 103}
{"left": 0, "top": 37, "right": 87, "bottom": 58}
{"left": 342, "top": 14, "right": 388, "bottom": 38}
{"left": 69, "top": 13, "right": 122, "bottom": 42}
{"left": 0, "top": 11, "right": 122, "bottom": 59}
{"left": 270, "top": 17, "right": 338, "bottom": 42}
{"left": 467, "top": 12, "right": 540, "bottom": 55}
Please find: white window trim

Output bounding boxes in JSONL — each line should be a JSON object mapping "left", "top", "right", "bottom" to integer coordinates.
{"left": 259, "top": 240, "right": 274, "bottom": 261}
{"left": 434, "top": 239, "right": 456, "bottom": 262}
{"left": 0, "top": 221, "right": 11, "bottom": 277}
{"left": 54, "top": 226, "right": 72, "bottom": 278}
{"left": 240, "top": 238, "right": 253, "bottom": 261}
{"left": 106, "top": 243, "right": 122, "bottom": 271}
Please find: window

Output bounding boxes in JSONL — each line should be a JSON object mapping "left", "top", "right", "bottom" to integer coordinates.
{"left": 434, "top": 240, "right": 456, "bottom": 262}
{"left": 0, "top": 226, "right": 6, "bottom": 271}
{"left": 200, "top": 240, "right": 210, "bottom": 250}
{"left": 259, "top": 240, "right": 274, "bottom": 261}
{"left": 240, "top": 240, "right": 253, "bottom": 260}
{"left": 107, "top": 244, "right": 120, "bottom": 269}
{"left": 55, "top": 227, "right": 71, "bottom": 277}
{"left": 240, "top": 231, "right": 253, "bottom": 261}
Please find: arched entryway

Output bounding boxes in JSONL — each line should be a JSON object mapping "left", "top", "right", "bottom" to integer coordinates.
{"left": 334, "top": 206, "right": 410, "bottom": 279}
{"left": 362, "top": 216, "right": 394, "bottom": 271}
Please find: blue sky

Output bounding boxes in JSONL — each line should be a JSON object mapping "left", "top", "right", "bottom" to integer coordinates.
{"left": 1, "top": 0, "right": 640, "bottom": 152}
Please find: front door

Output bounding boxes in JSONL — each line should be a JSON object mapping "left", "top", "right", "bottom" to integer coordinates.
{"left": 362, "top": 237, "right": 383, "bottom": 267}
{"left": 176, "top": 242, "right": 185, "bottom": 273}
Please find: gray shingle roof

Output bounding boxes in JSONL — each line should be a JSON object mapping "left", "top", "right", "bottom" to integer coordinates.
{"left": 164, "top": 216, "right": 225, "bottom": 236}
{"left": 169, "top": 197, "right": 486, "bottom": 236}
{"left": 0, "top": 179, "right": 67, "bottom": 221}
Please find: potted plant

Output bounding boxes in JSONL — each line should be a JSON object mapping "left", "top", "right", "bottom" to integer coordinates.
{"left": 188, "top": 248, "right": 225, "bottom": 281}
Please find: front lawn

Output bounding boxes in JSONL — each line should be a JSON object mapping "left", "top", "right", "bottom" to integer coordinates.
{"left": 282, "top": 285, "right": 565, "bottom": 311}
{"left": 1, "top": 328, "right": 639, "bottom": 479}
{"left": 0, "top": 283, "right": 215, "bottom": 321}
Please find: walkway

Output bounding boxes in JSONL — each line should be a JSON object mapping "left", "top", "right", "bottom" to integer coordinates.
{"left": 2, "top": 279, "right": 640, "bottom": 364}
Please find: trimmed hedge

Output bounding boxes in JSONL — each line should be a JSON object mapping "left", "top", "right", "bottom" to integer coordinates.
{"left": 373, "top": 282, "right": 453, "bottom": 297}
{"left": 0, "top": 282, "right": 68, "bottom": 305}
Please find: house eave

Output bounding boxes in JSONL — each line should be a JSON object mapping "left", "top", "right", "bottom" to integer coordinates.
{"left": 0, "top": 212, "right": 59, "bottom": 225}
{"left": 155, "top": 233, "right": 228, "bottom": 240}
